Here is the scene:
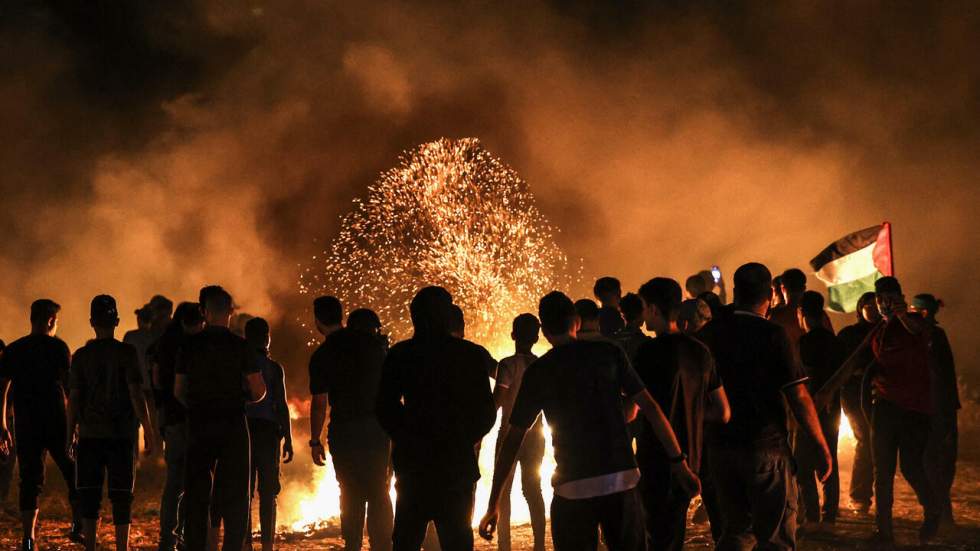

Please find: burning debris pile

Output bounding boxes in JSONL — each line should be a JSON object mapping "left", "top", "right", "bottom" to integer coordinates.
{"left": 300, "top": 137, "right": 574, "bottom": 354}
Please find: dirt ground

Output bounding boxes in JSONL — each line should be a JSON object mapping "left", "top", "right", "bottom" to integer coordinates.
{"left": 2, "top": 442, "right": 979, "bottom": 550}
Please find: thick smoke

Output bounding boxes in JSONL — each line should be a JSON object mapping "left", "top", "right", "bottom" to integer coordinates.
{"left": 1, "top": 1, "right": 978, "bottom": 382}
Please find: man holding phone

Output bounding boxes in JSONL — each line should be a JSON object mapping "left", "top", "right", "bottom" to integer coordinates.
{"left": 814, "top": 276, "right": 939, "bottom": 544}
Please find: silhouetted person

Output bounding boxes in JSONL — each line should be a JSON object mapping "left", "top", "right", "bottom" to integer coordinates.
{"left": 479, "top": 291, "right": 700, "bottom": 551}
{"left": 377, "top": 287, "right": 496, "bottom": 551}
{"left": 677, "top": 298, "right": 711, "bottom": 336}
{"left": 491, "top": 314, "right": 546, "bottom": 551}
{"left": 149, "top": 295, "right": 175, "bottom": 340}
{"left": 0, "top": 339, "right": 14, "bottom": 508}
{"left": 912, "top": 294, "right": 960, "bottom": 529}
{"left": 448, "top": 304, "right": 465, "bottom": 339}
{"left": 244, "top": 318, "right": 293, "bottom": 551}
{"left": 768, "top": 268, "right": 807, "bottom": 363}
{"left": 574, "top": 298, "right": 611, "bottom": 343}
{"left": 698, "top": 263, "right": 831, "bottom": 551}
{"left": 835, "top": 292, "right": 879, "bottom": 514}
{"left": 613, "top": 293, "right": 651, "bottom": 361}
{"left": 151, "top": 302, "right": 205, "bottom": 551}
{"left": 66, "top": 295, "right": 156, "bottom": 551}
{"left": 123, "top": 304, "right": 159, "bottom": 452}
{"left": 815, "top": 277, "right": 939, "bottom": 544}
{"left": 0, "top": 299, "right": 84, "bottom": 550}
{"left": 795, "top": 291, "right": 845, "bottom": 527}
{"left": 309, "top": 301, "right": 394, "bottom": 551}
{"left": 175, "top": 288, "right": 266, "bottom": 551}
{"left": 634, "top": 279, "right": 730, "bottom": 551}
{"left": 685, "top": 274, "right": 709, "bottom": 300}
{"left": 594, "top": 276, "right": 625, "bottom": 337}
{"left": 770, "top": 276, "right": 785, "bottom": 311}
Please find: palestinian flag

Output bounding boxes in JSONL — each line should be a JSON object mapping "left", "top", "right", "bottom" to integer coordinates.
{"left": 809, "top": 223, "right": 893, "bottom": 313}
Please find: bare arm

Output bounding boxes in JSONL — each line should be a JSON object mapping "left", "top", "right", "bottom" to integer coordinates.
{"left": 0, "top": 379, "right": 10, "bottom": 434}
{"left": 492, "top": 384, "right": 508, "bottom": 411}
{"left": 309, "top": 393, "right": 328, "bottom": 466}
{"left": 66, "top": 388, "right": 81, "bottom": 457}
{"left": 129, "top": 383, "right": 156, "bottom": 454}
{"left": 705, "top": 386, "right": 731, "bottom": 424}
{"left": 784, "top": 383, "right": 832, "bottom": 481}
{"left": 478, "top": 424, "right": 528, "bottom": 540}
{"left": 245, "top": 372, "right": 266, "bottom": 403}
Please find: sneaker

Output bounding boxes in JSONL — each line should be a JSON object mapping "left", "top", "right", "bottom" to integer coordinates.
{"left": 919, "top": 515, "right": 940, "bottom": 543}
{"left": 852, "top": 501, "right": 872, "bottom": 515}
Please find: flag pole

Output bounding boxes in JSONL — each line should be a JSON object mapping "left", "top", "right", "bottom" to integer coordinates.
{"left": 883, "top": 221, "right": 894, "bottom": 276}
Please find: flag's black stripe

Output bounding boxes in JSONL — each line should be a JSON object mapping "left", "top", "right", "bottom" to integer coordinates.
{"left": 809, "top": 225, "right": 882, "bottom": 272}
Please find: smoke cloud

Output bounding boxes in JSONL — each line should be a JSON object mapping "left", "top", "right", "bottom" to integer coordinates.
{"left": 1, "top": 1, "right": 978, "bottom": 383}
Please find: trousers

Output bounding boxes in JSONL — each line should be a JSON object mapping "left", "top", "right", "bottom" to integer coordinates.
{"left": 159, "top": 423, "right": 188, "bottom": 551}
{"left": 550, "top": 488, "right": 645, "bottom": 551}
{"left": 183, "top": 413, "right": 250, "bottom": 551}
{"left": 392, "top": 479, "right": 473, "bottom": 551}
{"left": 840, "top": 381, "right": 874, "bottom": 505}
{"left": 247, "top": 418, "right": 282, "bottom": 544}
{"left": 496, "top": 424, "right": 546, "bottom": 551}
{"left": 871, "top": 399, "right": 937, "bottom": 535}
{"left": 795, "top": 406, "right": 840, "bottom": 523}
{"left": 331, "top": 419, "right": 393, "bottom": 551}
{"left": 15, "top": 411, "right": 80, "bottom": 516}
{"left": 924, "top": 412, "right": 957, "bottom": 523}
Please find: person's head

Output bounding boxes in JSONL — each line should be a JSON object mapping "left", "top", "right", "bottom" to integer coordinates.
{"left": 911, "top": 293, "right": 943, "bottom": 324}
{"left": 89, "top": 294, "right": 120, "bottom": 334}
{"left": 174, "top": 302, "right": 205, "bottom": 335}
{"left": 447, "top": 304, "right": 465, "bottom": 338}
{"left": 135, "top": 305, "right": 153, "bottom": 330}
{"left": 539, "top": 291, "right": 579, "bottom": 343}
{"left": 202, "top": 287, "right": 234, "bottom": 327}
{"left": 780, "top": 268, "right": 807, "bottom": 303}
{"left": 771, "top": 275, "right": 785, "bottom": 307}
{"left": 797, "top": 291, "right": 825, "bottom": 332}
{"left": 733, "top": 262, "right": 772, "bottom": 314}
{"left": 348, "top": 308, "right": 382, "bottom": 335}
{"left": 573, "top": 299, "right": 600, "bottom": 332}
{"left": 696, "top": 291, "right": 722, "bottom": 318}
{"left": 30, "top": 299, "right": 61, "bottom": 336}
{"left": 678, "top": 298, "right": 712, "bottom": 335}
{"left": 313, "top": 296, "right": 343, "bottom": 336}
{"left": 638, "top": 277, "right": 683, "bottom": 335}
{"left": 149, "top": 295, "right": 174, "bottom": 323}
{"left": 409, "top": 286, "right": 454, "bottom": 338}
{"left": 856, "top": 292, "right": 880, "bottom": 324}
{"left": 511, "top": 313, "right": 540, "bottom": 350}
{"left": 593, "top": 277, "right": 622, "bottom": 307}
{"left": 244, "top": 317, "right": 271, "bottom": 352}
{"left": 619, "top": 292, "right": 644, "bottom": 328}
{"left": 685, "top": 274, "right": 709, "bottom": 299}
{"left": 874, "top": 276, "right": 904, "bottom": 319}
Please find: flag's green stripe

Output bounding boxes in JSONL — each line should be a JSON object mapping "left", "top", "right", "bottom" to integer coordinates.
{"left": 827, "top": 271, "right": 883, "bottom": 313}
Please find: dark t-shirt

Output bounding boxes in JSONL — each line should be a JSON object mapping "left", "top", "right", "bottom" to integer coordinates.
{"left": 70, "top": 338, "right": 143, "bottom": 439}
{"left": 799, "top": 327, "right": 846, "bottom": 414}
{"left": 928, "top": 325, "right": 960, "bottom": 417}
{"left": 599, "top": 306, "right": 626, "bottom": 338}
{"left": 149, "top": 328, "right": 187, "bottom": 426}
{"left": 175, "top": 326, "right": 260, "bottom": 416}
{"left": 837, "top": 320, "right": 876, "bottom": 389}
{"left": 510, "top": 339, "right": 645, "bottom": 486}
{"left": 633, "top": 333, "right": 721, "bottom": 469}
{"left": 0, "top": 334, "right": 71, "bottom": 421}
{"left": 698, "top": 309, "right": 807, "bottom": 450}
{"left": 309, "top": 328, "right": 387, "bottom": 428}
{"left": 376, "top": 335, "right": 496, "bottom": 486}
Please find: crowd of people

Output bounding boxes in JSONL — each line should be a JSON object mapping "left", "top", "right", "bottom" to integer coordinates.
{"left": 0, "top": 260, "right": 960, "bottom": 551}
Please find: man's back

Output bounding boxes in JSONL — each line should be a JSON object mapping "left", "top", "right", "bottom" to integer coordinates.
{"left": 799, "top": 328, "right": 846, "bottom": 394}
{"left": 613, "top": 326, "right": 651, "bottom": 362}
{"left": 376, "top": 335, "right": 495, "bottom": 485}
{"left": 698, "top": 309, "right": 805, "bottom": 449}
{"left": 510, "top": 339, "right": 642, "bottom": 487}
{"left": 70, "top": 338, "right": 142, "bottom": 439}
{"left": 176, "top": 326, "right": 256, "bottom": 416}
{"left": 495, "top": 352, "right": 536, "bottom": 429}
{"left": 309, "top": 328, "right": 386, "bottom": 426}
{"left": 769, "top": 303, "right": 803, "bottom": 360}
{"left": 0, "top": 334, "right": 71, "bottom": 416}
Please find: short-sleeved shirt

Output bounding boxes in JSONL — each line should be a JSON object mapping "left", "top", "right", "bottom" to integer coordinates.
{"left": 495, "top": 352, "right": 538, "bottom": 430}
{"left": 633, "top": 333, "right": 721, "bottom": 470}
{"left": 122, "top": 328, "right": 154, "bottom": 392}
{"left": 70, "top": 338, "right": 143, "bottom": 439}
{"left": 698, "top": 309, "right": 807, "bottom": 450}
{"left": 175, "top": 326, "right": 259, "bottom": 417}
{"left": 510, "top": 339, "right": 645, "bottom": 487}
{"left": 309, "top": 328, "right": 387, "bottom": 427}
{"left": 869, "top": 318, "right": 932, "bottom": 415}
{"left": 0, "top": 334, "right": 71, "bottom": 421}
